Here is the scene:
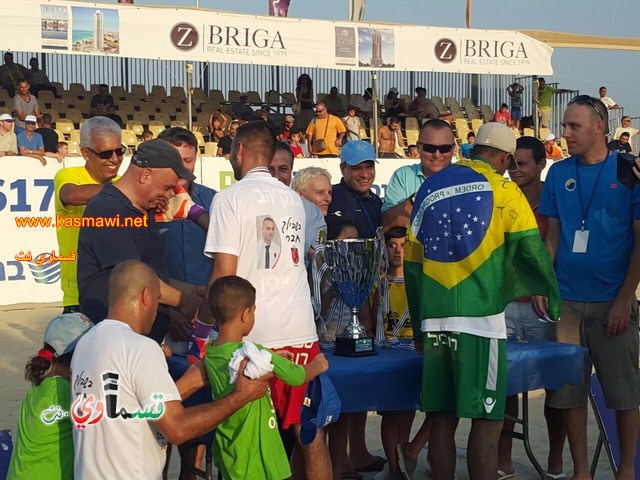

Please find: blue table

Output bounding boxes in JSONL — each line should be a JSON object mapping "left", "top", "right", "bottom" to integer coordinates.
{"left": 327, "top": 339, "right": 588, "bottom": 479}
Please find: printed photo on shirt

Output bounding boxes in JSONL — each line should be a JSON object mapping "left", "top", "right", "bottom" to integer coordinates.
{"left": 256, "top": 215, "right": 281, "bottom": 269}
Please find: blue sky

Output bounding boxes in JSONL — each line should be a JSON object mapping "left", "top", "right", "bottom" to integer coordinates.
{"left": 95, "top": 0, "right": 640, "bottom": 115}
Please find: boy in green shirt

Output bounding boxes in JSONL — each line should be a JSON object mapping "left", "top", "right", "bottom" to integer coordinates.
{"left": 205, "top": 276, "right": 329, "bottom": 480}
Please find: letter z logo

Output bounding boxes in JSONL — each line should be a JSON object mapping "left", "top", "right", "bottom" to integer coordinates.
{"left": 171, "top": 23, "right": 199, "bottom": 51}
{"left": 434, "top": 38, "right": 457, "bottom": 63}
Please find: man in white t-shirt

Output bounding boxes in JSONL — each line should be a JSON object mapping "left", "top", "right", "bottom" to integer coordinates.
{"left": 204, "top": 121, "right": 331, "bottom": 479}
{"left": 598, "top": 86, "right": 619, "bottom": 110}
{"left": 71, "top": 260, "right": 270, "bottom": 480}
{"left": 613, "top": 115, "right": 639, "bottom": 141}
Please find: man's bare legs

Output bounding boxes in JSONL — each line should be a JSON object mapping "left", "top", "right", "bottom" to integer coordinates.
{"left": 291, "top": 424, "right": 332, "bottom": 480}
{"left": 468, "top": 418, "right": 503, "bottom": 480}
{"left": 327, "top": 416, "right": 355, "bottom": 480}
{"left": 381, "top": 411, "right": 415, "bottom": 474}
{"left": 563, "top": 406, "right": 591, "bottom": 480}
{"left": 428, "top": 412, "right": 459, "bottom": 480}
{"left": 349, "top": 412, "right": 385, "bottom": 470}
{"left": 615, "top": 408, "right": 639, "bottom": 480}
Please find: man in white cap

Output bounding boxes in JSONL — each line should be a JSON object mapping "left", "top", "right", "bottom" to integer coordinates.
{"left": 0, "top": 113, "right": 17, "bottom": 156}
{"left": 17, "top": 114, "right": 46, "bottom": 165}
{"left": 543, "top": 133, "right": 564, "bottom": 160}
{"left": 404, "top": 122, "right": 560, "bottom": 479}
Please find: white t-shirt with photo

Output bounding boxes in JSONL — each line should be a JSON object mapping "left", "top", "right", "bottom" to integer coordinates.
{"left": 71, "top": 320, "right": 181, "bottom": 480}
{"left": 205, "top": 167, "right": 318, "bottom": 349}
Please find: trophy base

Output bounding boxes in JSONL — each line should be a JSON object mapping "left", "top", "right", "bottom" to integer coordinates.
{"left": 334, "top": 336, "right": 377, "bottom": 357}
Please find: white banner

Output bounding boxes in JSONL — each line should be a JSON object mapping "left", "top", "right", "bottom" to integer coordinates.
{"left": 0, "top": 154, "right": 415, "bottom": 306}
{"left": 3, "top": 0, "right": 553, "bottom": 75}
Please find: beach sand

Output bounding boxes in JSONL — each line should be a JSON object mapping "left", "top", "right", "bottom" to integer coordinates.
{"left": 0, "top": 302, "right": 616, "bottom": 479}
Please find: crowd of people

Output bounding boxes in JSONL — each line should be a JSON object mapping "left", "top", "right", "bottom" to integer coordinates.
{"left": 3, "top": 58, "right": 640, "bottom": 480}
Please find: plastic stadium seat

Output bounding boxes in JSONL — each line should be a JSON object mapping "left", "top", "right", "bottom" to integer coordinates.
{"left": 55, "top": 119, "right": 75, "bottom": 138}
{"left": 203, "top": 142, "right": 218, "bottom": 156}
{"left": 121, "top": 129, "right": 139, "bottom": 151}
{"left": 126, "top": 121, "right": 144, "bottom": 137}
{"left": 66, "top": 141, "right": 82, "bottom": 156}
{"left": 148, "top": 121, "right": 165, "bottom": 137}
{"left": 471, "top": 118, "right": 484, "bottom": 134}
{"left": 227, "top": 90, "right": 241, "bottom": 104}
{"left": 130, "top": 84, "right": 147, "bottom": 98}
{"left": 170, "top": 86, "right": 186, "bottom": 101}
{"left": 208, "top": 89, "right": 225, "bottom": 104}
{"left": 151, "top": 85, "right": 167, "bottom": 98}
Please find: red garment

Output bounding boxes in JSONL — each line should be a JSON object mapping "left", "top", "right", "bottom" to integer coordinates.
{"left": 493, "top": 111, "right": 512, "bottom": 125}
{"left": 290, "top": 144, "right": 304, "bottom": 158}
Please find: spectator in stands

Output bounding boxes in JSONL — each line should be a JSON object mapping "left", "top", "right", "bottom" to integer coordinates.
{"left": 460, "top": 131, "right": 475, "bottom": 159}
{"left": 343, "top": 105, "right": 362, "bottom": 142}
{"left": 216, "top": 120, "right": 239, "bottom": 158}
{"left": 17, "top": 115, "right": 46, "bottom": 166}
{"left": 507, "top": 81, "right": 525, "bottom": 129}
{"left": 278, "top": 114, "right": 295, "bottom": 142}
{"left": 0, "top": 52, "right": 30, "bottom": 98}
{"left": 28, "top": 57, "right": 57, "bottom": 98}
{"left": 408, "top": 87, "right": 439, "bottom": 121}
{"left": 598, "top": 86, "right": 619, "bottom": 110}
{"left": 291, "top": 166, "right": 332, "bottom": 217}
{"left": 306, "top": 102, "right": 346, "bottom": 158}
{"left": 294, "top": 73, "right": 315, "bottom": 130}
{"left": 613, "top": 115, "right": 639, "bottom": 141}
{"left": 289, "top": 129, "right": 304, "bottom": 158}
{"left": 54, "top": 117, "right": 124, "bottom": 312}
{"left": 208, "top": 111, "right": 228, "bottom": 142}
{"left": 36, "top": 113, "right": 59, "bottom": 157}
{"left": 353, "top": 88, "right": 375, "bottom": 124}
{"left": 57, "top": 141, "right": 68, "bottom": 162}
{"left": 608, "top": 131, "right": 633, "bottom": 155}
{"left": 89, "top": 84, "right": 123, "bottom": 127}
{"left": 493, "top": 103, "right": 513, "bottom": 126}
{"left": 378, "top": 117, "right": 405, "bottom": 158}
{"left": 257, "top": 105, "right": 277, "bottom": 129}
{"left": 0, "top": 113, "right": 17, "bottom": 156}
{"left": 407, "top": 144, "right": 419, "bottom": 159}
{"left": 543, "top": 133, "right": 564, "bottom": 160}
{"left": 537, "top": 77, "right": 572, "bottom": 128}
{"left": 321, "top": 86, "right": 346, "bottom": 117}
{"left": 231, "top": 93, "right": 256, "bottom": 120}
{"left": 142, "top": 129, "right": 153, "bottom": 141}
{"left": 14, "top": 79, "right": 42, "bottom": 134}
{"left": 384, "top": 87, "right": 407, "bottom": 120}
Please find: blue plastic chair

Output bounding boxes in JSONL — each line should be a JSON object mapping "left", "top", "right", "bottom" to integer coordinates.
{"left": 0, "top": 430, "right": 13, "bottom": 480}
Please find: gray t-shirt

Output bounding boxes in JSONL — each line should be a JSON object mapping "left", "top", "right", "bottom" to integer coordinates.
{"left": 13, "top": 94, "right": 40, "bottom": 129}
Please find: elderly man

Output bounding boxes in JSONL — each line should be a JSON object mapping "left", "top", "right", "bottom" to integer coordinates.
{"left": 381, "top": 119, "right": 456, "bottom": 231}
{"left": 540, "top": 96, "right": 640, "bottom": 480}
{"left": 54, "top": 117, "right": 123, "bottom": 313}
{"left": 405, "top": 122, "right": 560, "bottom": 479}
{"left": 203, "top": 121, "right": 331, "bottom": 479}
{"left": 0, "top": 113, "right": 17, "bottom": 156}
{"left": 17, "top": 115, "right": 46, "bottom": 165}
{"left": 613, "top": 115, "right": 639, "bottom": 141}
{"left": 77, "top": 139, "right": 203, "bottom": 343}
{"left": 71, "top": 260, "right": 271, "bottom": 479}
{"left": 306, "top": 102, "right": 346, "bottom": 158}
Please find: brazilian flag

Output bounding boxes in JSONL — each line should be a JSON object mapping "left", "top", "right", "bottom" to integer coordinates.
{"left": 405, "top": 159, "right": 560, "bottom": 332}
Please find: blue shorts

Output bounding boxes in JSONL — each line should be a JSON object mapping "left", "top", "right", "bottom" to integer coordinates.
{"left": 511, "top": 106, "right": 522, "bottom": 121}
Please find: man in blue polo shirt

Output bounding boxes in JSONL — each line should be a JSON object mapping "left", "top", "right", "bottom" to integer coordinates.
{"left": 540, "top": 95, "right": 640, "bottom": 480}
{"left": 381, "top": 119, "right": 455, "bottom": 231}
{"left": 17, "top": 114, "right": 46, "bottom": 165}
{"left": 327, "top": 140, "right": 382, "bottom": 238}
{"left": 77, "top": 140, "right": 203, "bottom": 343}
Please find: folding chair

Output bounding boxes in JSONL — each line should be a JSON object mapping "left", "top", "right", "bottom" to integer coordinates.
{"left": 589, "top": 372, "right": 640, "bottom": 478}
{"left": 0, "top": 430, "right": 13, "bottom": 480}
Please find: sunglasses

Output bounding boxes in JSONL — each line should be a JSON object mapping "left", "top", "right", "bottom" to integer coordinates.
{"left": 85, "top": 146, "right": 126, "bottom": 159}
{"left": 418, "top": 142, "right": 454, "bottom": 154}
{"left": 568, "top": 95, "right": 605, "bottom": 122}
{"left": 316, "top": 109, "right": 326, "bottom": 113}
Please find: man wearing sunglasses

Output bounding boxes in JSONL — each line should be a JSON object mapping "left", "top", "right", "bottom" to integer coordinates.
{"left": 306, "top": 102, "right": 346, "bottom": 158}
{"left": 54, "top": 117, "right": 124, "bottom": 314}
{"left": 16, "top": 114, "right": 46, "bottom": 166}
{"left": 540, "top": 96, "right": 640, "bottom": 480}
{"left": 405, "top": 122, "right": 559, "bottom": 480}
{"left": 382, "top": 119, "right": 456, "bottom": 231}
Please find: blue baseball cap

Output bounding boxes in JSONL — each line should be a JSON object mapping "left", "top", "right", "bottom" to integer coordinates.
{"left": 44, "top": 312, "right": 93, "bottom": 357}
{"left": 340, "top": 140, "right": 378, "bottom": 166}
{"left": 300, "top": 374, "right": 341, "bottom": 445}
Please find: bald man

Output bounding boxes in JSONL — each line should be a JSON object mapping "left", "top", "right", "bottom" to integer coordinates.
{"left": 71, "top": 260, "right": 271, "bottom": 479}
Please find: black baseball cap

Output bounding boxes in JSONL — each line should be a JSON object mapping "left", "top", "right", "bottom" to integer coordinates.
{"left": 130, "top": 139, "right": 195, "bottom": 182}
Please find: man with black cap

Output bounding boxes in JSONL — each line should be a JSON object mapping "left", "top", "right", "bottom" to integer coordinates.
{"left": 77, "top": 139, "right": 203, "bottom": 343}
{"left": 404, "top": 122, "right": 560, "bottom": 479}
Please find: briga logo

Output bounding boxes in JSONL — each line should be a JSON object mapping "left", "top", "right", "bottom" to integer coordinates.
{"left": 171, "top": 23, "right": 199, "bottom": 51}
{"left": 434, "top": 38, "right": 457, "bottom": 63}
{"left": 208, "top": 26, "right": 286, "bottom": 49}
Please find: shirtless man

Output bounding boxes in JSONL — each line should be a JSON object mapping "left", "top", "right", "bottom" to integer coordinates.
{"left": 378, "top": 117, "right": 405, "bottom": 158}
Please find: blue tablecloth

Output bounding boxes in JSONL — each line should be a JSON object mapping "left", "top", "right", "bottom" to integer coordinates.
{"left": 327, "top": 339, "right": 588, "bottom": 413}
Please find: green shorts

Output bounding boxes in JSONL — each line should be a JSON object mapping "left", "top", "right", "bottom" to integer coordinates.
{"left": 421, "top": 331, "right": 506, "bottom": 420}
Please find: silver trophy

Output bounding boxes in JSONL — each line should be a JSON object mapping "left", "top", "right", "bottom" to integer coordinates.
{"left": 323, "top": 232, "right": 383, "bottom": 357}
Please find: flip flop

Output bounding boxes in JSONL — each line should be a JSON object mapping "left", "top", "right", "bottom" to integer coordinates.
{"left": 497, "top": 470, "right": 515, "bottom": 480}
{"left": 355, "top": 456, "right": 387, "bottom": 472}
{"left": 546, "top": 473, "right": 568, "bottom": 480}
{"left": 340, "top": 472, "right": 363, "bottom": 480}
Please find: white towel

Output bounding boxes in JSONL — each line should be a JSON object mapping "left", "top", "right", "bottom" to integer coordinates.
{"left": 228, "top": 340, "right": 274, "bottom": 384}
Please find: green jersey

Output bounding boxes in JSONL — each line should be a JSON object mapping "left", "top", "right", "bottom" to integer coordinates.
{"left": 205, "top": 342, "right": 306, "bottom": 480}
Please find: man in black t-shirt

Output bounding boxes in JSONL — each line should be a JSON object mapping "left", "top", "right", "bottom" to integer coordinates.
{"left": 608, "top": 131, "right": 633, "bottom": 155}
{"left": 216, "top": 120, "right": 239, "bottom": 158}
{"left": 36, "top": 113, "right": 60, "bottom": 158}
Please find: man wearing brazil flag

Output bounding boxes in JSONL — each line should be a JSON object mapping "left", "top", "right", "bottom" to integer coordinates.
{"left": 405, "top": 122, "right": 560, "bottom": 480}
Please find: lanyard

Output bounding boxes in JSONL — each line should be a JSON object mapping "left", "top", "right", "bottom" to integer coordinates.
{"left": 574, "top": 155, "right": 608, "bottom": 231}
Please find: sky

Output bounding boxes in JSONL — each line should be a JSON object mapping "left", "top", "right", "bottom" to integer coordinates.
{"left": 92, "top": 0, "right": 640, "bottom": 116}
